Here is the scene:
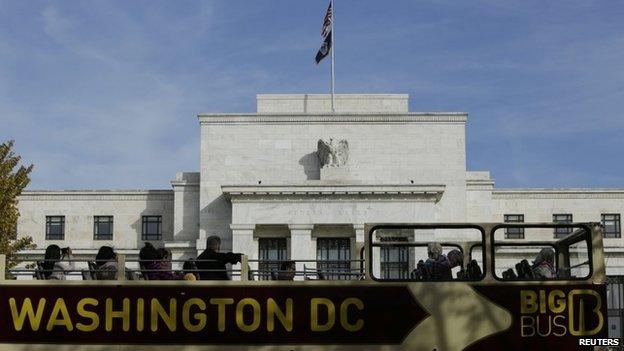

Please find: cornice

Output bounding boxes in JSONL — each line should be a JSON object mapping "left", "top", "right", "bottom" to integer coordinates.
{"left": 492, "top": 188, "right": 624, "bottom": 200}
{"left": 198, "top": 113, "right": 467, "bottom": 125}
{"left": 257, "top": 93, "right": 409, "bottom": 100}
{"left": 288, "top": 224, "right": 315, "bottom": 231}
{"left": 171, "top": 181, "right": 200, "bottom": 188}
{"left": 222, "top": 184, "right": 445, "bottom": 203}
{"left": 19, "top": 190, "right": 174, "bottom": 202}
{"left": 467, "top": 179, "right": 495, "bottom": 191}
{"left": 230, "top": 223, "right": 257, "bottom": 231}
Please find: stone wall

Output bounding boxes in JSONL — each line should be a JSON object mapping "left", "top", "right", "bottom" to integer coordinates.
{"left": 17, "top": 190, "right": 174, "bottom": 250}
{"left": 198, "top": 94, "right": 468, "bottom": 251}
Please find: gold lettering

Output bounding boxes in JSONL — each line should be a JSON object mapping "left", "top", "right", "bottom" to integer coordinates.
{"left": 267, "top": 298, "right": 292, "bottom": 332}
{"left": 210, "top": 298, "right": 234, "bottom": 332}
{"left": 536, "top": 315, "right": 551, "bottom": 337}
{"left": 105, "top": 298, "right": 130, "bottom": 332}
{"left": 340, "top": 298, "right": 364, "bottom": 332}
{"left": 553, "top": 315, "right": 567, "bottom": 337}
{"left": 539, "top": 290, "right": 546, "bottom": 314}
{"left": 568, "top": 289, "right": 603, "bottom": 336}
{"left": 520, "top": 290, "right": 538, "bottom": 314}
{"left": 151, "top": 298, "right": 177, "bottom": 332}
{"left": 136, "top": 298, "right": 145, "bottom": 332}
{"left": 46, "top": 298, "right": 73, "bottom": 331}
{"left": 236, "top": 298, "right": 261, "bottom": 332}
{"left": 9, "top": 298, "right": 46, "bottom": 331}
{"left": 311, "top": 298, "right": 335, "bottom": 332}
{"left": 548, "top": 290, "right": 566, "bottom": 314}
{"left": 520, "top": 315, "right": 535, "bottom": 337}
{"left": 76, "top": 298, "right": 99, "bottom": 332}
{"left": 183, "top": 298, "right": 206, "bottom": 332}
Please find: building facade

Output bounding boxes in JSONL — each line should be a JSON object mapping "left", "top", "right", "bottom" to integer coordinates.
{"left": 15, "top": 94, "right": 624, "bottom": 335}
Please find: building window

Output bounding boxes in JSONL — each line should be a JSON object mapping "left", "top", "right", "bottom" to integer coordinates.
{"left": 553, "top": 214, "right": 573, "bottom": 238}
{"left": 602, "top": 214, "right": 621, "bottom": 238}
{"left": 380, "top": 237, "right": 409, "bottom": 279}
{"left": 142, "top": 216, "right": 162, "bottom": 240}
{"left": 93, "top": 216, "right": 113, "bottom": 240}
{"left": 316, "top": 238, "right": 351, "bottom": 280}
{"left": 258, "top": 238, "right": 287, "bottom": 280}
{"left": 504, "top": 214, "right": 524, "bottom": 239}
{"left": 45, "top": 216, "right": 65, "bottom": 240}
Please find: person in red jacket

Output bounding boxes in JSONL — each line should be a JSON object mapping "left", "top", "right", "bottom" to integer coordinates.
{"left": 139, "top": 243, "right": 182, "bottom": 280}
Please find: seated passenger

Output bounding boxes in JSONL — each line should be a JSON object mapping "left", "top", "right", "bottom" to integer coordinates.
{"left": 94, "top": 246, "right": 117, "bottom": 280}
{"left": 158, "top": 248, "right": 172, "bottom": 270}
{"left": 139, "top": 243, "right": 182, "bottom": 280}
{"left": 447, "top": 249, "right": 464, "bottom": 279}
{"left": 277, "top": 260, "right": 296, "bottom": 281}
{"left": 182, "top": 259, "right": 199, "bottom": 281}
{"left": 410, "top": 260, "right": 426, "bottom": 279}
{"left": 425, "top": 243, "right": 452, "bottom": 280}
{"left": 532, "top": 248, "right": 556, "bottom": 279}
{"left": 196, "top": 236, "right": 242, "bottom": 280}
{"left": 516, "top": 259, "right": 535, "bottom": 279}
{"left": 42, "top": 245, "right": 74, "bottom": 280}
{"left": 411, "top": 243, "right": 452, "bottom": 280}
{"left": 465, "top": 259, "right": 483, "bottom": 280}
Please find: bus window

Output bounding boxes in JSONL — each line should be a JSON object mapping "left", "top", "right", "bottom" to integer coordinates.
{"left": 370, "top": 226, "right": 484, "bottom": 281}
{"left": 565, "top": 236, "right": 590, "bottom": 278}
{"left": 470, "top": 244, "right": 483, "bottom": 269}
{"left": 492, "top": 224, "right": 592, "bottom": 280}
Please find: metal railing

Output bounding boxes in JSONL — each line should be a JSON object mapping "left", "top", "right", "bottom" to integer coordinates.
{"left": 247, "top": 259, "right": 365, "bottom": 281}
{"left": 1, "top": 254, "right": 368, "bottom": 282}
{"left": 4, "top": 255, "right": 248, "bottom": 281}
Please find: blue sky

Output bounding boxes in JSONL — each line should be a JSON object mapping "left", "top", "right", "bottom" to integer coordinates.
{"left": 1, "top": 1, "right": 622, "bottom": 189}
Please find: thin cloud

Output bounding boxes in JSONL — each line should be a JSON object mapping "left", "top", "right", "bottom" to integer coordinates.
{"left": 0, "top": 0, "right": 622, "bottom": 189}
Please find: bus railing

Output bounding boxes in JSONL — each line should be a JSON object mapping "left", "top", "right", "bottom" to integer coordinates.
{"left": 246, "top": 258, "right": 365, "bottom": 281}
{"left": 2, "top": 255, "right": 366, "bottom": 282}
{"left": 5, "top": 255, "right": 246, "bottom": 281}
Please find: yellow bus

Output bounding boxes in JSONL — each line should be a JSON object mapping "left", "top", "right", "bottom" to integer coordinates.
{"left": 0, "top": 222, "right": 609, "bottom": 350}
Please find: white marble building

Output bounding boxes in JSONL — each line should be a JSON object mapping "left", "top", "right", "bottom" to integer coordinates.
{"left": 15, "top": 94, "right": 623, "bottom": 279}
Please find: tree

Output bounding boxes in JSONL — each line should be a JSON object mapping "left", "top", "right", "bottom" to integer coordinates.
{"left": 0, "top": 140, "right": 35, "bottom": 278}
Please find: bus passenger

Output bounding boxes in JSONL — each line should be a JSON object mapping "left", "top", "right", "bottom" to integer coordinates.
{"left": 447, "top": 249, "right": 464, "bottom": 279}
{"left": 196, "top": 235, "right": 242, "bottom": 280}
{"left": 158, "top": 248, "right": 173, "bottom": 271}
{"left": 139, "top": 243, "right": 183, "bottom": 280}
{"left": 425, "top": 243, "right": 452, "bottom": 280}
{"left": 411, "top": 243, "right": 452, "bottom": 280}
{"left": 94, "top": 246, "right": 117, "bottom": 280}
{"left": 183, "top": 259, "right": 199, "bottom": 281}
{"left": 532, "top": 248, "right": 556, "bottom": 279}
{"left": 42, "top": 245, "right": 74, "bottom": 280}
{"left": 277, "top": 260, "right": 296, "bottom": 280}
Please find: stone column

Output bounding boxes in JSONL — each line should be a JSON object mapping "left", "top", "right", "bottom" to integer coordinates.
{"left": 230, "top": 224, "right": 256, "bottom": 281}
{"left": 288, "top": 224, "right": 314, "bottom": 280}
{"left": 170, "top": 172, "right": 200, "bottom": 242}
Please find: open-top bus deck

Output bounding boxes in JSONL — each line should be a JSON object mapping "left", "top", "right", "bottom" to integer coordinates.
{"left": 0, "top": 222, "right": 609, "bottom": 350}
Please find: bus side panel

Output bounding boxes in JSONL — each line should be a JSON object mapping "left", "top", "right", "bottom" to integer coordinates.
{"left": 465, "top": 284, "right": 608, "bottom": 351}
{"left": 0, "top": 284, "right": 427, "bottom": 346}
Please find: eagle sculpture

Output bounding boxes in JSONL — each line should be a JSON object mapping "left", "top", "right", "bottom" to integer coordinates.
{"left": 317, "top": 138, "right": 349, "bottom": 167}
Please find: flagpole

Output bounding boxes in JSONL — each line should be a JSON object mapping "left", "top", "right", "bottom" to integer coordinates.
{"left": 330, "top": 0, "right": 335, "bottom": 113}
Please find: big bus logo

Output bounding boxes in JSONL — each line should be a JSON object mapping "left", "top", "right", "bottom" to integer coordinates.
{"left": 519, "top": 289, "right": 604, "bottom": 337}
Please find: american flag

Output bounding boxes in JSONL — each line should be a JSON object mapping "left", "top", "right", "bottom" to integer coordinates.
{"left": 321, "top": 2, "right": 332, "bottom": 38}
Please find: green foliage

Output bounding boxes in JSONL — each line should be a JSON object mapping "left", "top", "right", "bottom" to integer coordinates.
{"left": 0, "top": 140, "right": 35, "bottom": 278}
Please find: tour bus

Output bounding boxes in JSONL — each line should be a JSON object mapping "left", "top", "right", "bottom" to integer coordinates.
{"left": 0, "top": 222, "right": 609, "bottom": 350}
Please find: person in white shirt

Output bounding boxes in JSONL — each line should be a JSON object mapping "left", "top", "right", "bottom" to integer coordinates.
{"left": 42, "top": 244, "right": 74, "bottom": 280}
